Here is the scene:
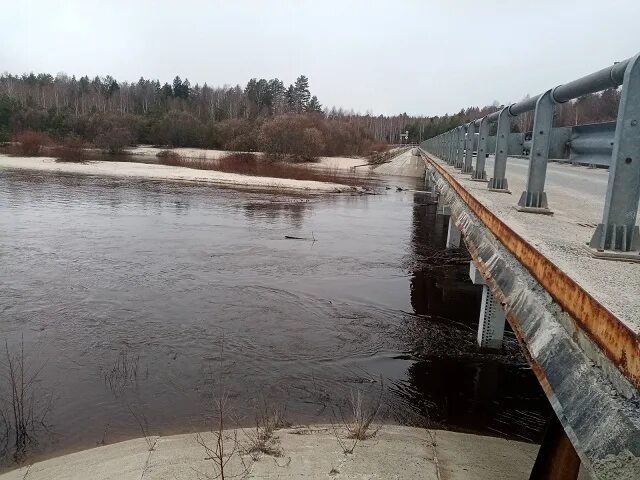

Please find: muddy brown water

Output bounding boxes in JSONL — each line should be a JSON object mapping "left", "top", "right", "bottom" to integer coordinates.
{"left": 0, "top": 168, "right": 548, "bottom": 467}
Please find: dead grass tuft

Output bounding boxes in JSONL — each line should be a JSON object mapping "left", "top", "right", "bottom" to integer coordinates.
{"left": 243, "top": 401, "right": 290, "bottom": 459}
{"left": 331, "top": 378, "right": 384, "bottom": 454}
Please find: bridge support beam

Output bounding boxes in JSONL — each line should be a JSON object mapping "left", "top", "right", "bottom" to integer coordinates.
{"left": 424, "top": 171, "right": 439, "bottom": 200}
{"left": 488, "top": 106, "right": 511, "bottom": 192}
{"left": 462, "top": 122, "right": 475, "bottom": 173}
{"left": 437, "top": 199, "right": 451, "bottom": 216}
{"left": 471, "top": 117, "right": 489, "bottom": 181}
{"left": 469, "top": 262, "right": 505, "bottom": 350}
{"left": 529, "top": 411, "right": 580, "bottom": 480}
{"left": 446, "top": 217, "right": 461, "bottom": 248}
{"left": 517, "top": 90, "right": 554, "bottom": 214}
{"left": 589, "top": 53, "right": 640, "bottom": 256}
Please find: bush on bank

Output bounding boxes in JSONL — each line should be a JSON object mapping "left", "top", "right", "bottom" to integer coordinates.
{"left": 6, "top": 113, "right": 390, "bottom": 162}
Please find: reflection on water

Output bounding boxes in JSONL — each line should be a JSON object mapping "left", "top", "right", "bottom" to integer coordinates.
{"left": 0, "top": 169, "right": 547, "bottom": 467}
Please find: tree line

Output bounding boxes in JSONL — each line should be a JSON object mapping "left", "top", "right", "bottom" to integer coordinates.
{"left": 0, "top": 71, "right": 621, "bottom": 158}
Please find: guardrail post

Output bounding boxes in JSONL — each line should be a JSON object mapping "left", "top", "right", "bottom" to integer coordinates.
{"left": 488, "top": 106, "right": 511, "bottom": 192}
{"left": 589, "top": 53, "right": 640, "bottom": 255}
{"left": 447, "top": 130, "right": 456, "bottom": 165}
{"left": 516, "top": 90, "right": 554, "bottom": 214}
{"left": 455, "top": 125, "right": 465, "bottom": 169}
{"left": 462, "top": 122, "right": 475, "bottom": 173}
{"left": 441, "top": 133, "right": 446, "bottom": 161}
{"left": 471, "top": 117, "right": 489, "bottom": 181}
{"left": 442, "top": 132, "right": 448, "bottom": 162}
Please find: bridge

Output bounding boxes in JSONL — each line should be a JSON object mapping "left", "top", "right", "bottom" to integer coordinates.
{"left": 418, "top": 53, "right": 640, "bottom": 479}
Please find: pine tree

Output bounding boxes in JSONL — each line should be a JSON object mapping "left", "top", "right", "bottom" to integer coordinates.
{"left": 285, "top": 84, "right": 296, "bottom": 111}
{"left": 306, "top": 95, "right": 322, "bottom": 113}
{"left": 173, "top": 76, "right": 188, "bottom": 98}
{"left": 160, "top": 83, "right": 173, "bottom": 98}
{"left": 293, "top": 75, "right": 310, "bottom": 112}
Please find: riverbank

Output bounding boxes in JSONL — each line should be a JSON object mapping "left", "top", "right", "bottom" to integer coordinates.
{"left": 126, "top": 146, "right": 368, "bottom": 171}
{"left": 0, "top": 156, "right": 363, "bottom": 193}
{"left": 0, "top": 425, "right": 541, "bottom": 480}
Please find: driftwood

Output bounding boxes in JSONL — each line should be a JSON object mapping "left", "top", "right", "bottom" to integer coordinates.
{"left": 284, "top": 233, "right": 317, "bottom": 242}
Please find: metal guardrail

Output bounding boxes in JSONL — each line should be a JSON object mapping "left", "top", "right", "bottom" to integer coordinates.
{"left": 422, "top": 53, "right": 640, "bottom": 255}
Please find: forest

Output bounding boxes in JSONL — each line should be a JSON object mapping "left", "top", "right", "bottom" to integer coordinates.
{"left": 0, "top": 71, "right": 622, "bottom": 159}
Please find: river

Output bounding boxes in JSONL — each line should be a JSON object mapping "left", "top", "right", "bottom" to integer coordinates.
{"left": 0, "top": 168, "right": 548, "bottom": 466}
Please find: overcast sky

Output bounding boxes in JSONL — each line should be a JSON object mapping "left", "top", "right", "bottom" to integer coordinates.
{"left": 2, "top": 0, "right": 638, "bottom": 116}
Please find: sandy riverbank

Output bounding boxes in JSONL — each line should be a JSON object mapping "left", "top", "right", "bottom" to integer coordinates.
{"left": 0, "top": 156, "right": 362, "bottom": 193}
{"left": 0, "top": 425, "right": 545, "bottom": 480}
{"left": 126, "top": 145, "right": 368, "bottom": 171}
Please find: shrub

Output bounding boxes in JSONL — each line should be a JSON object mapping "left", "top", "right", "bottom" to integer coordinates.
{"left": 94, "top": 127, "right": 133, "bottom": 154}
{"left": 156, "top": 150, "right": 182, "bottom": 165}
{"left": 258, "top": 114, "right": 327, "bottom": 161}
{"left": 12, "top": 130, "right": 51, "bottom": 156}
{"left": 54, "top": 135, "right": 86, "bottom": 162}
{"left": 149, "top": 111, "right": 206, "bottom": 147}
{"left": 301, "top": 127, "right": 325, "bottom": 160}
{"left": 216, "top": 118, "right": 259, "bottom": 151}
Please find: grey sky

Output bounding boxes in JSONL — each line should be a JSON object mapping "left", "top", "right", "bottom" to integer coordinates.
{"left": 2, "top": 0, "right": 638, "bottom": 116}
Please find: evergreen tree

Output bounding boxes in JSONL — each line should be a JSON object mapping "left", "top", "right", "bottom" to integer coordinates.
{"left": 285, "top": 84, "right": 296, "bottom": 110}
{"left": 173, "top": 76, "right": 191, "bottom": 98}
{"left": 182, "top": 79, "right": 191, "bottom": 98}
{"left": 306, "top": 95, "right": 322, "bottom": 113}
{"left": 292, "top": 75, "right": 310, "bottom": 112}
{"left": 160, "top": 82, "right": 173, "bottom": 98}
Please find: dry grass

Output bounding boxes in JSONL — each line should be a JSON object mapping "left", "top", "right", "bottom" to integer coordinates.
{"left": 102, "top": 349, "right": 141, "bottom": 398}
{"left": 330, "top": 379, "right": 384, "bottom": 455}
{"left": 1, "top": 337, "right": 53, "bottom": 464}
{"left": 157, "top": 152, "right": 369, "bottom": 187}
{"left": 243, "top": 401, "right": 290, "bottom": 459}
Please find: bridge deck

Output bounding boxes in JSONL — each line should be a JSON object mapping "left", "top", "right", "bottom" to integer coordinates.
{"left": 441, "top": 155, "right": 640, "bottom": 336}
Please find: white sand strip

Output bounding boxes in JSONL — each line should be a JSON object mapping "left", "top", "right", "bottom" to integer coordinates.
{"left": 0, "top": 156, "right": 361, "bottom": 193}
{"left": 125, "top": 146, "right": 369, "bottom": 171}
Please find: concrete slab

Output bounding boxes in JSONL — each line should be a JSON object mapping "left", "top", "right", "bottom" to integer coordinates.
{"left": 374, "top": 151, "right": 426, "bottom": 178}
{"left": 445, "top": 155, "right": 640, "bottom": 335}
{"left": 435, "top": 429, "right": 537, "bottom": 480}
{"left": 0, "top": 426, "right": 543, "bottom": 480}
{"left": 1, "top": 437, "right": 154, "bottom": 480}
{"left": 144, "top": 431, "right": 250, "bottom": 480}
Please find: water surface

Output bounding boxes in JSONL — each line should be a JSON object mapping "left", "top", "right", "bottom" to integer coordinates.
{"left": 0, "top": 169, "right": 548, "bottom": 466}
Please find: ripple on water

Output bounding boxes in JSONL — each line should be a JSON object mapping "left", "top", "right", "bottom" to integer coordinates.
{"left": 0, "top": 170, "right": 548, "bottom": 468}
